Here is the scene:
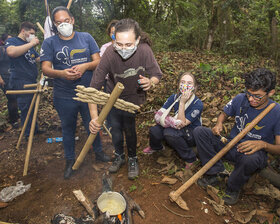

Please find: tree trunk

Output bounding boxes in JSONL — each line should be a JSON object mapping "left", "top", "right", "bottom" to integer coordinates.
{"left": 271, "top": 17, "right": 278, "bottom": 60}
{"left": 205, "top": 0, "right": 218, "bottom": 50}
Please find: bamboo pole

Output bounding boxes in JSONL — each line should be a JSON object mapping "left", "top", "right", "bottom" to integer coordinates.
{"left": 24, "top": 83, "right": 38, "bottom": 88}
{"left": 67, "top": 0, "right": 73, "bottom": 9}
{"left": 36, "top": 22, "right": 45, "bottom": 34}
{"left": 16, "top": 93, "right": 38, "bottom": 149}
{"left": 72, "top": 82, "right": 124, "bottom": 170}
{"left": 6, "top": 89, "right": 42, "bottom": 95}
{"left": 169, "top": 103, "right": 276, "bottom": 210}
{"left": 102, "top": 123, "right": 112, "bottom": 139}
{"left": 23, "top": 85, "right": 42, "bottom": 176}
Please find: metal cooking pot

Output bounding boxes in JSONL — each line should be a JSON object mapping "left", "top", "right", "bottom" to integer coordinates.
{"left": 97, "top": 191, "right": 126, "bottom": 216}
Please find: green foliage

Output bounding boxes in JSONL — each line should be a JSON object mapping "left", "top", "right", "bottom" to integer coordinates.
{"left": 129, "top": 184, "right": 137, "bottom": 192}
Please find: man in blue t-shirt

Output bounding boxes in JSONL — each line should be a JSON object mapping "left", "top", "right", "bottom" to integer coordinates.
{"left": 193, "top": 68, "right": 280, "bottom": 205}
{"left": 6, "top": 22, "right": 40, "bottom": 137}
{"left": 40, "top": 6, "right": 109, "bottom": 179}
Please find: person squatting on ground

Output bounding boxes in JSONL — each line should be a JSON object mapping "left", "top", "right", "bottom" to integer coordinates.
{"left": 6, "top": 22, "right": 41, "bottom": 137}
{"left": 193, "top": 68, "right": 280, "bottom": 205}
{"left": 0, "top": 34, "right": 19, "bottom": 127}
{"left": 89, "top": 18, "right": 162, "bottom": 180}
{"left": 143, "top": 72, "right": 203, "bottom": 168}
{"left": 40, "top": 6, "right": 109, "bottom": 180}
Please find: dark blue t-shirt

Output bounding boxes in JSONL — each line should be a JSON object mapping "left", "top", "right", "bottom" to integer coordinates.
{"left": 224, "top": 93, "right": 280, "bottom": 144}
{"left": 5, "top": 37, "right": 39, "bottom": 82}
{"left": 40, "top": 32, "right": 100, "bottom": 99}
{"left": 162, "top": 94, "right": 203, "bottom": 129}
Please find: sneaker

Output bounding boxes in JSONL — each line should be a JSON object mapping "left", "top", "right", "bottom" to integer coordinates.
{"left": 143, "top": 146, "right": 155, "bottom": 154}
{"left": 197, "top": 174, "right": 220, "bottom": 189}
{"left": 223, "top": 187, "right": 241, "bottom": 205}
{"left": 128, "top": 157, "right": 139, "bottom": 180}
{"left": 95, "top": 151, "right": 110, "bottom": 162}
{"left": 109, "top": 154, "right": 125, "bottom": 173}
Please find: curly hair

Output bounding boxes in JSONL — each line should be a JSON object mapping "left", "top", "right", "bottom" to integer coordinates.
{"left": 244, "top": 68, "right": 276, "bottom": 93}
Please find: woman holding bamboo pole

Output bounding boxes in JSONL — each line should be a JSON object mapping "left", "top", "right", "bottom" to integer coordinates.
{"left": 89, "top": 18, "right": 163, "bottom": 180}
{"left": 40, "top": 6, "right": 109, "bottom": 179}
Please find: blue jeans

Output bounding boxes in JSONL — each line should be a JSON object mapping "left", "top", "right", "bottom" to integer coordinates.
{"left": 9, "top": 78, "right": 38, "bottom": 136}
{"left": 110, "top": 107, "right": 137, "bottom": 157}
{"left": 0, "top": 74, "right": 19, "bottom": 123}
{"left": 149, "top": 125, "right": 196, "bottom": 163}
{"left": 193, "top": 126, "right": 268, "bottom": 191}
{"left": 54, "top": 97, "right": 102, "bottom": 160}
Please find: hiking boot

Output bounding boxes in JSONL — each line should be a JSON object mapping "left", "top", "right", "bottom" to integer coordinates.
{"left": 223, "top": 187, "right": 241, "bottom": 205}
{"left": 197, "top": 174, "right": 219, "bottom": 189}
{"left": 64, "top": 159, "right": 75, "bottom": 179}
{"left": 95, "top": 151, "right": 110, "bottom": 162}
{"left": 109, "top": 154, "right": 125, "bottom": 173}
{"left": 128, "top": 157, "right": 139, "bottom": 180}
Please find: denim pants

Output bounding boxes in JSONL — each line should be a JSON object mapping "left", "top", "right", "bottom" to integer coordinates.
{"left": 193, "top": 126, "right": 268, "bottom": 191}
{"left": 149, "top": 124, "right": 197, "bottom": 163}
{"left": 109, "top": 107, "right": 137, "bottom": 157}
{"left": 9, "top": 78, "right": 38, "bottom": 136}
{"left": 0, "top": 74, "right": 19, "bottom": 123}
{"left": 54, "top": 97, "right": 102, "bottom": 160}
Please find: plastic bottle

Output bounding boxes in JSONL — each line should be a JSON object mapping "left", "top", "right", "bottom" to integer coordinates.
{"left": 46, "top": 136, "right": 79, "bottom": 143}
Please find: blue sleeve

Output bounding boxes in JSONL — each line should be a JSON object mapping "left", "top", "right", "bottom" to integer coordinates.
{"left": 5, "top": 38, "right": 16, "bottom": 47}
{"left": 223, "top": 94, "right": 243, "bottom": 117}
{"left": 185, "top": 100, "right": 203, "bottom": 123}
{"left": 162, "top": 94, "right": 176, "bottom": 109}
{"left": 87, "top": 33, "right": 100, "bottom": 55}
{"left": 40, "top": 39, "right": 53, "bottom": 62}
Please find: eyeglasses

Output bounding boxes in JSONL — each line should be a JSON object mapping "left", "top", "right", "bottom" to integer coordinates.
{"left": 245, "top": 91, "right": 267, "bottom": 101}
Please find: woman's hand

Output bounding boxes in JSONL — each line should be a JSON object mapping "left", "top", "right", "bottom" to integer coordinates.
{"left": 138, "top": 75, "right": 154, "bottom": 91}
{"left": 89, "top": 117, "right": 102, "bottom": 134}
{"left": 180, "top": 89, "right": 193, "bottom": 104}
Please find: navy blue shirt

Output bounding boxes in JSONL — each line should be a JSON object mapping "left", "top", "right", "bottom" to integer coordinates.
{"left": 5, "top": 37, "right": 39, "bottom": 82}
{"left": 162, "top": 94, "right": 203, "bottom": 129}
{"left": 224, "top": 93, "right": 280, "bottom": 144}
{"left": 40, "top": 32, "right": 100, "bottom": 99}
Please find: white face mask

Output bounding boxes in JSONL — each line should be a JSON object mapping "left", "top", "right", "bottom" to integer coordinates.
{"left": 114, "top": 40, "right": 139, "bottom": 60}
{"left": 26, "top": 34, "right": 35, "bottom": 43}
{"left": 57, "top": 22, "right": 73, "bottom": 37}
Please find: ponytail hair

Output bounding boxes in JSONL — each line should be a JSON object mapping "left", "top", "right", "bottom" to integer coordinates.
{"left": 115, "top": 18, "right": 152, "bottom": 46}
{"left": 51, "top": 6, "right": 73, "bottom": 34}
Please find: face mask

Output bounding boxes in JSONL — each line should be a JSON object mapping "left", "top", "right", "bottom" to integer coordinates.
{"left": 26, "top": 34, "right": 35, "bottom": 43}
{"left": 57, "top": 22, "right": 73, "bottom": 37}
{"left": 179, "top": 83, "right": 194, "bottom": 94}
{"left": 114, "top": 40, "right": 139, "bottom": 60}
{"left": 111, "top": 33, "right": 116, "bottom": 41}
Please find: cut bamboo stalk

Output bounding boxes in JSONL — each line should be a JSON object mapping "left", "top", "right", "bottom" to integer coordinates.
{"left": 24, "top": 83, "right": 38, "bottom": 88}
{"left": 6, "top": 89, "right": 42, "bottom": 95}
{"left": 169, "top": 103, "right": 276, "bottom": 210}
{"left": 23, "top": 85, "right": 42, "bottom": 176}
{"left": 102, "top": 123, "right": 112, "bottom": 139}
{"left": 16, "top": 93, "right": 38, "bottom": 149}
{"left": 72, "top": 82, "right": 124, "bottom": 170}
{"left": 67, "top": 0, "right": 73, "bottom": 9}
{"left": 36, "top": 22, "right": 45, "bottom": 34}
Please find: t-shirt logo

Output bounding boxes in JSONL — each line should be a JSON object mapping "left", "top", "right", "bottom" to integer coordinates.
{"left": 56, "top": 46, "right": 87, "bottom": 66}
{"left": 25, "top": 50, "right": 36, "bottom": 64}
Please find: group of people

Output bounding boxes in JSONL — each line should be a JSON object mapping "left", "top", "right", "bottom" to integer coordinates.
{"left": 2, "top": 5, "right": 280, "bottom": 206}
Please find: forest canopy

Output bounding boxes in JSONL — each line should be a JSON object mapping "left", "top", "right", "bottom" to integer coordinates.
{"left": 0, "top": 0, "right": 279, "bottom": 61}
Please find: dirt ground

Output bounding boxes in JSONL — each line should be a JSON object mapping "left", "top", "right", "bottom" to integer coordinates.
{"left": 1, "top": 51, "right": 280, "bottom": 223}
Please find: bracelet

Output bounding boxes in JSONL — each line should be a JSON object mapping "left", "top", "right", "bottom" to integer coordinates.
{"left": 150, "top": 79, "right": 156, "bottom": 88}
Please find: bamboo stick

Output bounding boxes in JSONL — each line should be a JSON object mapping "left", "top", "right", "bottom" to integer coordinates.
{"left": 67, "top": 0, "right": 73, "bottom": 9}
{"left": 72, "top": 82, "right": 124, "bottom": 170}
{"left": 73, "top": 190, "right": 95, "bottom": 219}
{"left": 24, "top": 83, "right": 38, "bottom": 88}
{"left": 16, "top": 93, "right": 37, "bottom": 149}
{"left": 169, "top": 103, "right": 276, "bottom": 210}
{"left": 23, "top": 85, "right": 42, "bottom": 176}
{"left": 36, "top": 22, "right": 45, "bottom": 34}
{"left": 102, "top": 123, "right": 112, "bottom": 139}
{"left": 6, "top": 89, "right": 42, "bottom": 95}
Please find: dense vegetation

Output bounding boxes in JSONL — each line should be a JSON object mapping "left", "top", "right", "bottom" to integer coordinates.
{"left": 1, "top": 0, "right": 280, "bottom": 62}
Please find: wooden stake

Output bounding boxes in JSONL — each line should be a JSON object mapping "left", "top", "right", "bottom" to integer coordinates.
{"left": 169, "top": 103, "right": 276, "bottom": 210}
{"left": 36, "top": 22, "right": 45, "bottom": 34}
{"left": 23, "top": 85, "right": 42, "bottom": 176}
{"left": 16, "top": 93, "right": 37, "bottom": 149}
{"left": 72, "top": 82, "right": 124, "bottom": 170}
{"left": 73, "top": 190, "right": 95, "bottom": 220}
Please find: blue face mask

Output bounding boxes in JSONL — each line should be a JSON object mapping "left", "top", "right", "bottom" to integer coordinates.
{"left": 111, "top": 33, "right": 116, "bottom": 41}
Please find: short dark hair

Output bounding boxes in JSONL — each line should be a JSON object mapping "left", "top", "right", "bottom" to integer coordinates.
{"left": 115, "top": 18, "right": 152, "bottom": 46}
{"left": 1, "top": 33, "right": 9, "bottom": 42}
{"left": 51, "top": 6, "right": 73, "bottom": 33}
{"left": 244, "top": 68, "right": 276, "bottom": 93}
{"left": 20, "top": 22, "right": 36, "bottom": 32}
{"left": 106, "top": 20, "right": 119, "bottom": 36}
